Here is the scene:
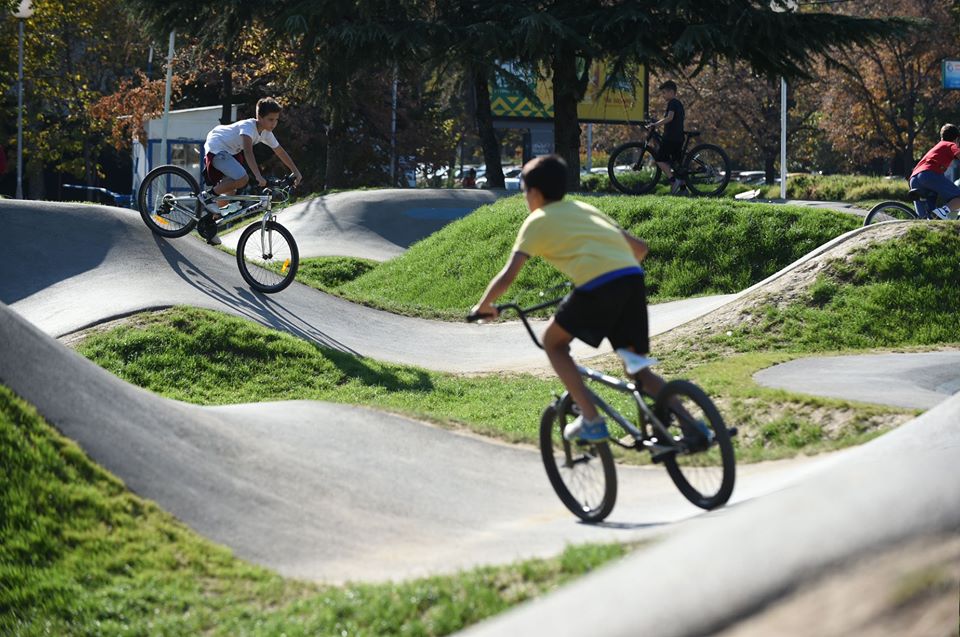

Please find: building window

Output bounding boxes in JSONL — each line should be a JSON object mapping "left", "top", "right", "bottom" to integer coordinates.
{"left": 170, "top": 142, "right": 202, "bottom": 176}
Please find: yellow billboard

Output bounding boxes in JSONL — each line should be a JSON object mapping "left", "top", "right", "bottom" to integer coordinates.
{"left": 490, "top": 61, "right": 647, "bottom": 123}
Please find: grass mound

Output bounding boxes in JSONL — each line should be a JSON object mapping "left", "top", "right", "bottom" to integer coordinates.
{"left": 729, "top": 224, "right": 960, "bottom": 351}
{"left": 310, "top": 195, "right": 858, "bottom": 319}
{"left": 0, "top": 382, "right": 626, "bottom": 635}
{"left": 759, "top": 174, "right": 909, "bottom": 204}
{"left": 75, "top": 297, "right": 908, "bottom": 465}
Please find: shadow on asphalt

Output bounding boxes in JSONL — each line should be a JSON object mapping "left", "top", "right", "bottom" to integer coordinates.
{"left": 153, "top": 233, "right": 357, "bottom": 353}
{"left": 152, "top": 232, "right": 437, "bottom": 393}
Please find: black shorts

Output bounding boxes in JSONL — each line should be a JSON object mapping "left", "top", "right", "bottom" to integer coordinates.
{"left": 554, "top": 274, "right": 649, "bottom": 353}
{"left": 654, "top": 139, "right": 683, "bottom": 164}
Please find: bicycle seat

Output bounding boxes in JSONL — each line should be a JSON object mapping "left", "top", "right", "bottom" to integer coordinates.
{"left": 615, "top": 349, "right": 658, "bottom": 375}
{"left": 685, "top": 131, "right": 701, "bottom": 138}
{"left": 907, "top": 187, "right": 937, "bottom": 201}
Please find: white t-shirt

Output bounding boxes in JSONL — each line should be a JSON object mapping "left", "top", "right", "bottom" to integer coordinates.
{"left": 204, "top": 118, "right": 279, "bottom": 156}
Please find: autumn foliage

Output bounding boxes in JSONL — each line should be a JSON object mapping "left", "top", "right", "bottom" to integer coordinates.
{"left": 90, "top": 72, "right": 181, "bottom": 150}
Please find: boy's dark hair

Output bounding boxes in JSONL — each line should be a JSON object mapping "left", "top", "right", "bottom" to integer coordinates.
{"left": 256, "top": 97, "right": 282, "bottom": 119}
{"left": 659, "top": 80, "right": 678, "bottom": 93}
{"left": 522, "top": 154, "right": 567, "bottom": 201}
{"left": 941, "top": 124, "right": 959, "bottom": 142}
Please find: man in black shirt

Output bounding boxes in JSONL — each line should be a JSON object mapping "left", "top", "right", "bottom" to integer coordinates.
{"left": 646, "top": 80, "right": 686, "bottom": 194}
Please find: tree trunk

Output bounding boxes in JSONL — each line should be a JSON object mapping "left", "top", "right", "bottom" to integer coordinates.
{"left": 325, "top": 80, "right": 348, "bottom": 189}
{"left": 472, "top": 66, "right": 503, "bottom": 188}
{"left": 27, "top": 158, "right": 44, "bottom": 200}
{"left": 220, "top": 40, "right": 235, "bottom": 125}
{"left": 764, "top": 153, "right": 776, "bottom": 186}
{"left": 551, "top": 46, "right": 585, "bottom": 192}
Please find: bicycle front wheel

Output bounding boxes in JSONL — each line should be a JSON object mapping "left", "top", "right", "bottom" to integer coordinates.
{"left": 540, "top": 394, "right": 617, "bottom": 522}
{"left": 682, "top": 144, "right": 731, "bottom": 197}
{"left": 608, "top": 142, "right": 661, "bottom": 195}
{"left": 137, "top": 165, "right": 200, "bottom": 238}
{"left": 236, "top": 220, "right": 300, "bottom": 293}
{"left": 863, "top": 201, "right": 917, "bottom": 226}
{"left": 654, "top": 380, "right": 735, "bottom": 510}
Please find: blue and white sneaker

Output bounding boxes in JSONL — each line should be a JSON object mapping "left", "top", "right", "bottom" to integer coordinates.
{"left": 564, "top": 415, "right": 609, "bottom": 442}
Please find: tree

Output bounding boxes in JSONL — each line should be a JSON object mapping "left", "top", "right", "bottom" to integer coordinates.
{"left": 279, "top": 0, "right": 434, "bottom": 188}
{"left": 817, "top": 0, "right": 958, "bottom": 175}
{"left": 511, "top": 0, "right": 908, "bottom": 189}
{"left": 122, "top": 0, "right": 267, "bottom": 125}
{"left": 0, "top": 0, "right": 149, "bottom": 197}
{"left": 668, "top": 65, "right": 822, "bottom": 182}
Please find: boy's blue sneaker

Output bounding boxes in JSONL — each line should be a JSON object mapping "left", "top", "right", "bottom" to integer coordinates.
{"left": 564, "top": 415, "right": 609, "bottom": 442}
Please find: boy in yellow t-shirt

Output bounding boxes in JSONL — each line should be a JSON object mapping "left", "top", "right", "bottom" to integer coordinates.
{"left": 472, "top": 154, "right": 674, "bottom": 441}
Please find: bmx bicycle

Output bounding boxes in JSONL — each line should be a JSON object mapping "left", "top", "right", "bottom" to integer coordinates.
{"left": 607, "top": 124, "right": 731, "bottom": 197}
{"left": 468, "top": 294, "right": 736, "bottom": 522}
{"left": 137, "top": 164, "right": 300, "bottom": 293}
{"left": 863, "top": 185, "right": 953, "bottom": 225}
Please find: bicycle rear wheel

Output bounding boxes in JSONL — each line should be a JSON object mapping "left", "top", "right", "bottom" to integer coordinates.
{"left": 137, "top": 165, "right": 200, "bottom": 238}
{"left": 863, "top": 201, "right": 917, "bottom": 226}
{"left": 608, "top": 142, "right": 661, "bottom": 195}
{"left": 653, "top": 380, "right": 735, "bottom": 510}
{"left": 682, "top": 144, "right": 730, "bottom": 197}
{"left": 540, "top": 394, "right": 617, "bottom": 522}
{"left": 236, "top": 220, "right": 300, "bottom": 293}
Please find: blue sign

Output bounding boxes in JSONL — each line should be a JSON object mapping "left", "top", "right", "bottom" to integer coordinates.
{"left": 943, "top": 60, "right": 960, "bottom": 90}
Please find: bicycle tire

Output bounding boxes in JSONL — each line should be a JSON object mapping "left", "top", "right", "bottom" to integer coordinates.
{"left": 539, "top": 393, "right": 617, "bottom": 522}
{"left": 682, "top": 144, "right": 731, "bottom": 197}
{"left": 236, "top": 220, "right": 300, "bottom": 293}
{"left": 863, "top": 201, "right": 918, "bottom": 226}
{"left": 608, "top": 142, "right": 661, "bottom": 195}
{"left": 654, "top": 379, "right": 735, "bottom": 510}
{"left": 137, "top": 165, "right": 200, "bottom": 238}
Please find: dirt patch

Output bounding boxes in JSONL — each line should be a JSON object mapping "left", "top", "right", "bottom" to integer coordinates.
{"left": 716, "top": 533, "right": 960, "bottom": 637}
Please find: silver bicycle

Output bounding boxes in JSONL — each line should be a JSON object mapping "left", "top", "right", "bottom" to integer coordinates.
{"left": 137, "top": 164, "right": 299, "bottom": 293}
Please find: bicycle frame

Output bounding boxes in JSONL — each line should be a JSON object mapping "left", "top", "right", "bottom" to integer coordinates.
{"left": 486, "top": 299, "right": 681, "bottom": 456}
{"left": 159, "top": 176, "right": 292, "bottom": 248}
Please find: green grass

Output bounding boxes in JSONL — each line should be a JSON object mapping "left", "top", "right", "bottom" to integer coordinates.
{"left": 578, "top": 172, "right": 756, "bottom": 198}
{"left": 299, "top": 194, "right": 859, "bottom": 319}
{"left": 0, "top": 383, "right": 630, "bottom": 635}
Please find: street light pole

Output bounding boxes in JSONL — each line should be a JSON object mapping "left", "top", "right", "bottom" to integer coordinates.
{"left": 14, "top": 1, "right": 34, "bottom": 199}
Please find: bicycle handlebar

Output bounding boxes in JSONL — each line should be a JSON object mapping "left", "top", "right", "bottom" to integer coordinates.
{"left": 466, "top": 296, "right": 565, "bottom": 350}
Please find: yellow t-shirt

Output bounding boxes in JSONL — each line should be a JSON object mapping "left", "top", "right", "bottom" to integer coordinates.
{"left": 512, "top": 199, "right": 641, "bottom": 287}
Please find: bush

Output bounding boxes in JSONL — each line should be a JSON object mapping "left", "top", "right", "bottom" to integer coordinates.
{"left": 761, "top": 174, "right": 910, "bottom": 203}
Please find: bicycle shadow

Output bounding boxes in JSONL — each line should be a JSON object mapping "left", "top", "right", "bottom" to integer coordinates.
{"left": 152, "top": 234, "right": 435, "bottom": 394}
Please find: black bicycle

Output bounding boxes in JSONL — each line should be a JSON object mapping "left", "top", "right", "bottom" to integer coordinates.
{"left": 863, "top": 185, "right": 949, "bottom": 225}
{"left": 468, "top": 296, "right": 736, "bottom": 522}
{"left": 608, "top": 124, "right": 731, "bottom": 197}
{"left": 137, "top": 165, "right": 300, "bottom": 293}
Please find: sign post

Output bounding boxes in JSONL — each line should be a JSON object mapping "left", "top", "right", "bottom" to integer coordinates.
{"left": 943, "top": 60, "right": 960, "bottom": 89}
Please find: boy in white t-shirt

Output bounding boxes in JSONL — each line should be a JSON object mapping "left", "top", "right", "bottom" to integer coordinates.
{"left": 199, "top": 97, "right": 303, "bottom": 244}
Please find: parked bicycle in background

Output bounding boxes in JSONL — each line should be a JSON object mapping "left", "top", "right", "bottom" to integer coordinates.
{"left": 607, "top": 124, "right": 731, "bottom": 197}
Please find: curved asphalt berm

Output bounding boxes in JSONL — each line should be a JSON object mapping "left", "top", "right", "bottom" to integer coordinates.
{"left": 220, "top": 188, "right": 502, "bottom": 261}
{"left": 755, "top": 352, "right": 960, "bottom": 410}
{"left": 0, "top": 199, "right": 734, "bottom": 373}
{"left": 457, "top": 391, "right": 960, "bottom": 637}
{"left": 0, "top": 300, "right": 824, "bottom": 582}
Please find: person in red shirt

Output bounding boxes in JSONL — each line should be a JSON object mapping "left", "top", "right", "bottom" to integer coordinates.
{"left": 910, "top": 123, "right": 960, "bottom": 220}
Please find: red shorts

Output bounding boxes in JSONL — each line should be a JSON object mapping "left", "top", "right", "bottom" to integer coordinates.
{"left": 204, "top": 151, "right": 245, "bottom": 186}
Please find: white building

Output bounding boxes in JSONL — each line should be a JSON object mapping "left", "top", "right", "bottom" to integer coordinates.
{"left": 132, "top": 104, "right": 238, "bottom": 196}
